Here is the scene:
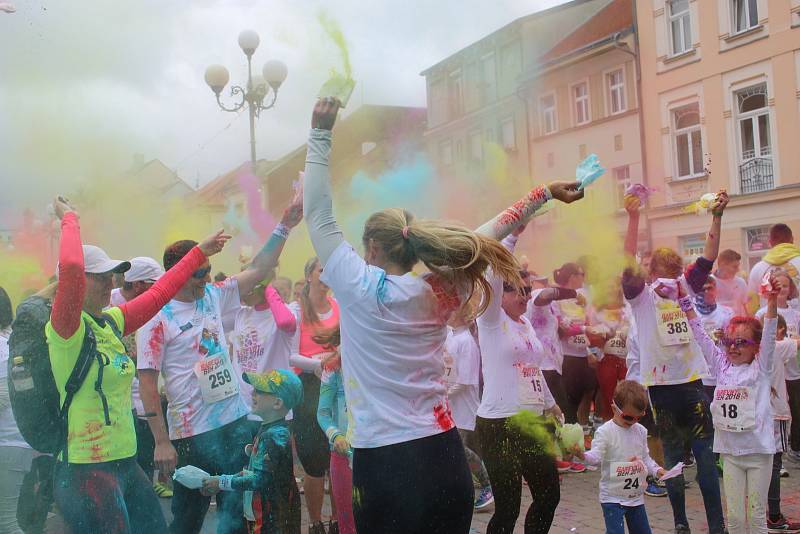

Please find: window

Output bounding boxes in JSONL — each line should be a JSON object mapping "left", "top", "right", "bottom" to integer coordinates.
{"left": 501, "top": 117, "right": 516, "bottom": 150}
{"left": 614, "top": 166, "right": 631, "bottom": 209}
{"left": 480, "top": 53, "right": 496, "bottom": 105}
{"left": 428, "top": 78, "right": 447, "bottom": 127}
{"left": 614, "top": 134, "right": 623, "bottom": 151}
{"left": 668, "top": 0, "right": 692, "bottom": 55}
{"left": 448, "top": 70, "right": 464, "bottom": 119}
{"left": 736, "top": 83, "right": 773, "bottom": 193}
{"left": 439, "top": 140, "right": 453, "bottom": 166}
{"left": 732, "top": 0, "right": 758, "bottom": 34}
{"left": 672, "top": 103, "right": 704, "bottom": 179}
{"left": 540, "top": 94, "right": 557, "bottom": 135}
{"left": 469, "top": 130, "right": 482, "bottom": 162}
{"left": 681, "top": 234, "right": 706, "bottom": 264}
{"left": 607, "top": 69, "right": 626, "bottom": 114}
{"left": 745, "top": 225, "right": 770, "bottom": 269}
{"left": 573, "top": 82, "right": 590, "bottom": 125}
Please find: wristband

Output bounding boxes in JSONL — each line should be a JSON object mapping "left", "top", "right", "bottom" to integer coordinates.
{"left": 273, "top": 223, "right": 291, "bottom": 240}
{"left": 678, "top": 296, "right": 693, "bottom": 313}
{"left": 218, "top": 475, "right": 234, "bottom": 492}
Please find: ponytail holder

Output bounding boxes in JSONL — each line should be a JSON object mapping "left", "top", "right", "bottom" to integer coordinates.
{"left": 401, "top": 226, "right": 410, "bottom": 240}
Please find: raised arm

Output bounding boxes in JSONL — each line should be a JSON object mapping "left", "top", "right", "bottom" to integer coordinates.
{"left": 621, "top": 195, "right": 646, "bottom": 300}
{"left": 759, "top": 275, "right": 779, "bottom": 374}
{"left": 234, "top": 193, "right": 303, "bottom": 296}
{"left": 51, "top": 206, "right": 85, "bottom": 339}
{"left": 304, "top": 98, "right": 345, "bottom": 266}
{"left": 263, "top": 285, "right": 296, "bottom": 335}
{"left": 679, "top": 293, "right": 721, "bottom": 377}
{"left": 702, "top": 191, "right": 728, "bottom": 264}
{"left": 478, "top": 231, "right": 521, "bottom": 327}
{"left": 475, "top": 182, "right": 583, "bottom": 240}
{"left": 533, "top": 287, "right": 578, "bottom": 307}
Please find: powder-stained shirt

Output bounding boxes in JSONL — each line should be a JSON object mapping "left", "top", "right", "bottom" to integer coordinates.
{"left": 526, "top": 292, "right": 563, "bottom": 373}
{"left": 46, "top": 308, "right": 136, "bottom": 463}
{"left": 757, "top": 306, "right": 800, "bottom": 380}
{"left": 109, "top": 288, "right": 145, "bottom": 417}
{"left": 136, "top": 279, "right": 249, "bottom": 439}
{"left": 697, "top": 304, "right": 734, "bottom": 387}
{"left": 444, "top": 326, "right": 481, "bottom": 431}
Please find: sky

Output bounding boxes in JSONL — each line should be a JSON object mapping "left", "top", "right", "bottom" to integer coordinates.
{"left": 0, "top": 0, "right": 571, "bottom": 214}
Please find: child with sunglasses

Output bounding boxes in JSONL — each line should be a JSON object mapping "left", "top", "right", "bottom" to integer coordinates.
{"left": 679, "top": 273, "right": 780, "bottom": 534}
{"left": 574, "top": 380, "right": 665, "bottom": 534}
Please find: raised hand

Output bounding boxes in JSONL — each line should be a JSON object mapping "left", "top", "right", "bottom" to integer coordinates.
{"left": 711, "top": 189, "right": 729, "bottom": 217}
{"left": 624, "top": 194, "right": 641, "bottom": 215}
{"left": 312, "top": 97, "right": 341, "bottom": 131}
{"left": 198, "top": 229, "right": 232, "bottom": 257}
{"left": 281, "top": 181, "right": 303, "bottom": 229}
{"left": 53, "top": 196, "right": 76, "bottom": 220}
{"left": 548, "top": 181, "right": 584, "bottom": 204}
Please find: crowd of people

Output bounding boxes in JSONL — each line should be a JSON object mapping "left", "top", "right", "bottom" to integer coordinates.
{"left": 2, "top": 97, "right": 800, "bottom": 534}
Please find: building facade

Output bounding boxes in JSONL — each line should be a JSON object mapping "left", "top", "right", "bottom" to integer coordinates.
{"left": 636, "top": 0, "right": 800, "bottom": 267}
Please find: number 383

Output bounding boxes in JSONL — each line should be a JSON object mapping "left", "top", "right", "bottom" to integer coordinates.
{"left": 666, "top": 321, "right": 688, "bottom": 335}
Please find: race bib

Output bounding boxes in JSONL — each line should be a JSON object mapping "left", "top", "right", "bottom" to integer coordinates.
{"left": 517, "top": 366, "right": 546, "bottom": 406}
{"left": 443, "top": 351, "right": 459, "bottom": 384}
{"left": 604, "top": 335, "right": 627, "bottom": 357}
{"left": 655, "top": 301, "right": 691, "bottom": 346}
{"left": 609, "top": 461, "right": 647, "bottom": 500}
{"left": 567, "top": 334, "right": 589, "bottom": 351}
{"left": 710, "top": 386, "right": 755, "bottom": 432}
{"left": 194, "top": 354, "right": 239, "bottom": 404}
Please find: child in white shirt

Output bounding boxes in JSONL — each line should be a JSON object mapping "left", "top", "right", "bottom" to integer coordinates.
{"left": 576, "top": 380, "right": 665, "bottom": 534}
{"left": 681, "top": 275, "right": 779, "bottom": 534}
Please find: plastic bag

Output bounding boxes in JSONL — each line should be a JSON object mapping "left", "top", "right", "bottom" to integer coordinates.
{"left": 683, "top": 192, "right": 717, "bottom": 215}
{"left": 173, "top": 465, "right": 211, "bottom": 490}
{"left": 624, "top": 183, "right": 655, "bottom": 203}
{"left": 559, "top": 423, "right": 585, "bottom": 453}
{"left": 576, "top": 154, "right": 606, "bottom": 190}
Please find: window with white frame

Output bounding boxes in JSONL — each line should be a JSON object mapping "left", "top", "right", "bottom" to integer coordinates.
{"left": 681, "top": 234, "right": 706, "bottom": 264}
{"left": 469, "top": 130, "right": 482, "bottom": 162}
{"left": 613, "top": 166, "right": 631, "bottom": 209}
{"left": 736, "top": 83, "right": 771, "bottom": 161}
{"left": 480, "top": 53, "right": 496, "bottom": 105}
{"left": 573, "top": 82, "right": 590, "bottom": 125}
{"left": 540, "top": 94, "right": 557, "bottom": 134}
{"left": 668, "top": 0, "right": 692, "bottom": 55}
{"left": 607, "top": 69, "right": 626, "bottom": 114}
{"left": 745, "top": 225, "right": 770, "bottom": 270}
{"left": 673, "top": 103, "right": 704, "bottom": 179}
{"left": 731, "top": 0, "right": 758, "bottom": 34}
{"left": 439, "top": 140, "right": 453, "bottom": 166}
{"left": 448, "top": 70, "right": 464, "bottom": 119}
{"left": 501, "top": 117, "right": 516, "bottom": 150}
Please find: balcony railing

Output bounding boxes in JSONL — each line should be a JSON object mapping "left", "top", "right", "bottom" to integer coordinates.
{"left": 739, "top": 157, "right": 774, "bottom": 194}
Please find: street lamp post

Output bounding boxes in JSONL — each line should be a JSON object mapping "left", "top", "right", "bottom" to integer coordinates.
{"left": 204, "top": 30, "right": 288, "bottom": 172}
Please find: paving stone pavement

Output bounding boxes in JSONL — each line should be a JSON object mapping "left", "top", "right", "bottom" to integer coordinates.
{"left": 46, "top": 456, "right": 800, "bottom": 533}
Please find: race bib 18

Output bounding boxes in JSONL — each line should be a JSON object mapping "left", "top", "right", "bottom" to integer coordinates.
{"left": 609, "top": 461, "right": 647, "bottom": 500}
{"left": 194, "top": 354, "right": 239, "bottom": 404}
{"left": 710, "top": 386, "right": 755, "bottom": 432}
{"left": 656, "top": 302, "right": 691, "bottom": 346}
{"left": 517, "top": 366, "right": 546, "bottom": 406}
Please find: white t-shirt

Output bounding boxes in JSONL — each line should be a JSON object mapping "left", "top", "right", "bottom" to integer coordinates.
{"left": 771, "top": 339, "right": 794, "bottom": 421}
{"left": 697, "top": 304, "right": 734, "bottom": 387}
{"left": 230, "top": 305, "right": 297, "bottom": 415}
{"left": 714, "top": 275, "right": 748, "bottom": 316}
{"left": 693, "top": 316, "right": 777, "bottom": 455}
{"left": 592, "top": 306, "right": 630, "bottom": 359}
{"left": 583, "top": 421, "right": 660, "bottom": 506}
{"left": 320, "top": 241, "right": 463, "bottom": 449}
{"left": 625, "top": 318, "right": 641, "bottom": 383}
{"left": 757, "top": 306, "right": 800, "bottom": 380}
{"left": 137, "top": 279, "right": 249, "bottom": 440}
{"left": 0, "top": 329, "right": 30, "bottom": 449}
{"left": 109, "top": 288, "right": 146, "bottom": 417}
{"left": 444, "top": 326, "right": 481, "bottom": 431}
{"left": 553, "top": 290, "right": 590, "bottom": 358}
{"left": 526, "top": 291, "right": 563, "bottom": 373}
{"left": 477, "top": 272, "right": 555, "bottom": 419}
{"left": 628, "top": 284, "right": 708, "bottom": 386}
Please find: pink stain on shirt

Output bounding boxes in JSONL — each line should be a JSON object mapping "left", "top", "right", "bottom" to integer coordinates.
{"left": 433, "top": 400, "right": 455, "bottom": 432}
{"left": 146, "top": 322, "right": 165, "bottom": 364}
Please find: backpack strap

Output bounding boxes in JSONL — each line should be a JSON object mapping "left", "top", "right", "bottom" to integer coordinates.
{"left": 102, "top": 312, "right": 123, "bottom": 341}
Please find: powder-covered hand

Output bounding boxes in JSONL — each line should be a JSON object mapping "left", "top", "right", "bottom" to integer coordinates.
{"left": 548, "top": 181, "right": 584, "bottom": 204}
{"left": 198, "top": 229, "right": 232, "bottom": 257}
{"left": 280, "top": 182, "right": 303, "bottom": 228}
{"left": 312, "top": 97, "right": 341, "bottom": 130}
{"left": 53, "top": 196, "right": 76, "bottom": 220}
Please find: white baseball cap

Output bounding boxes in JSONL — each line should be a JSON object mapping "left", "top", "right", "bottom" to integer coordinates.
{"left": 82, "top": 245, "right": 131, "bottom": 275}
{"left": 124, "top": 257, "right": 165, "bottom": 283}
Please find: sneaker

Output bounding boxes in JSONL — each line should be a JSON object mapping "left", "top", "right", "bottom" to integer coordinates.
{"left": 768, "top": 515, "right": 800, "bottom": 533}
{"left": 781, "top": 468, "right": 790, "bottom": 478}
{"left": 556, "top": 460, "right": 572, "bottom": 473}
{"left": 569, "top": 462, "right": 586, "bottom": 473}
{"left": 153, "top": 481, "right": 173, "bottom": 498}
{"left": 328, "top": 521, "right": 339, "bottom": 534}
{"left": 645, "top": 481, "right": 667, "bottom": 497}
{"left": 674, "top": 525, "right": 691, "bottom": 534}
{"left": 683, "top": 455, "right": 695, "bottom": 469}
{"left": 475, "top": 488, "right": 495, "bottom": 513}
{"left": 309, "top": 522, "right": 327, "bottom": 534}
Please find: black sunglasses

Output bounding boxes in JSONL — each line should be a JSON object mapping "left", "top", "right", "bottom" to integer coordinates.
{"left": 192, "top": 266, "right": 212, "bottom": 279}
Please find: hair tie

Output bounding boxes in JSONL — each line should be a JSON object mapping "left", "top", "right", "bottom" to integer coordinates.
{"left": 401, "top": 226, "right": 410, "bottom": 240}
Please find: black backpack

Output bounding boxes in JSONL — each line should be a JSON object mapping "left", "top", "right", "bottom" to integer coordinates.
{"left": 7, "top": 295, "right": 118, "bottom": 461}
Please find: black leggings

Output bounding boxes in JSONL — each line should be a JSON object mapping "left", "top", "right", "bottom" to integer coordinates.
{"left": 352, "top": 428, "right": 473, "bottom": 534}
{"left": 476, "top": 415, "right": 560, "bottom": 534}
{"left": 290, "top": 373, "right": 331, "bottom": 478}
{"left": 54, "top": 456, "right": 167, "bottom": 534}
{"left": 562, "top": 355, "right": 597, "bottom": 424}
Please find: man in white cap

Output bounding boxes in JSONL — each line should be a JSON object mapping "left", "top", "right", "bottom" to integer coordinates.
{"left": 108, "top": 257, "right": 173, "bottom": 499}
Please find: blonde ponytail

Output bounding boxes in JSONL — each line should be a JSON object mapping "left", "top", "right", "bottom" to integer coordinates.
{"left": 363, "top": 208, "right": 522, "bottom": 318}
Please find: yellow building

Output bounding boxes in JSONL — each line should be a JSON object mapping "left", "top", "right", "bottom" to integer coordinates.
{"left": 636, "top": 0, "right": 800, "bottom": 268}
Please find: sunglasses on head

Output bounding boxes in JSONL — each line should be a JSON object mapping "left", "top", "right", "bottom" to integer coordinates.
{"left": 612, "top": 402, "right": 645, "bottom": 422}
{"left": 720, "top": 337, "right": 757, "bottom": 349}
{"left": 192, "top": 266, "right": 212, "bottom": 279}
{"left": 503, "top": 284, "right": 533, "bottom": 296}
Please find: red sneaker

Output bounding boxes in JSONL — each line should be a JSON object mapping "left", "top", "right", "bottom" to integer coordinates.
{"left": 768, "top": 515, "right": 800, "bottom": 533}
{"left": 569, "top": 462, "right": 587, "bottom": 473}
{"left": 556, "top": 460, "right": 572, "bottom": 473}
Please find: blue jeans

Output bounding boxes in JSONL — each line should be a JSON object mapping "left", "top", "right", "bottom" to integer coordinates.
{"left": 601, "top": 503, "right": 652, "bottom": 534}
{"left": 649, "top": 381, "right": 725, "bottom": 533}
{"left": 170, "top": 417, "right": 251, "bottom": 534}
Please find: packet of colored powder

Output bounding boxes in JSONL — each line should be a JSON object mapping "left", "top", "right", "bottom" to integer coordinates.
{"left": 318, "top": 74, "right": 356, "bottom": 108}
{"left": 173, "top": 465, "right": 211, "bottom": 489}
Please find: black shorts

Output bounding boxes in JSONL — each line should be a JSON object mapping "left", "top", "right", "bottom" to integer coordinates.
{"left": 290, "top": 373, "right": 331, "bottom": 478}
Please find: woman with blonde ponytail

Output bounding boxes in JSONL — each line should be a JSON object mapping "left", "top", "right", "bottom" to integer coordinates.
{"left": 303, "top": 97, "right": 584, "bottom": 534}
